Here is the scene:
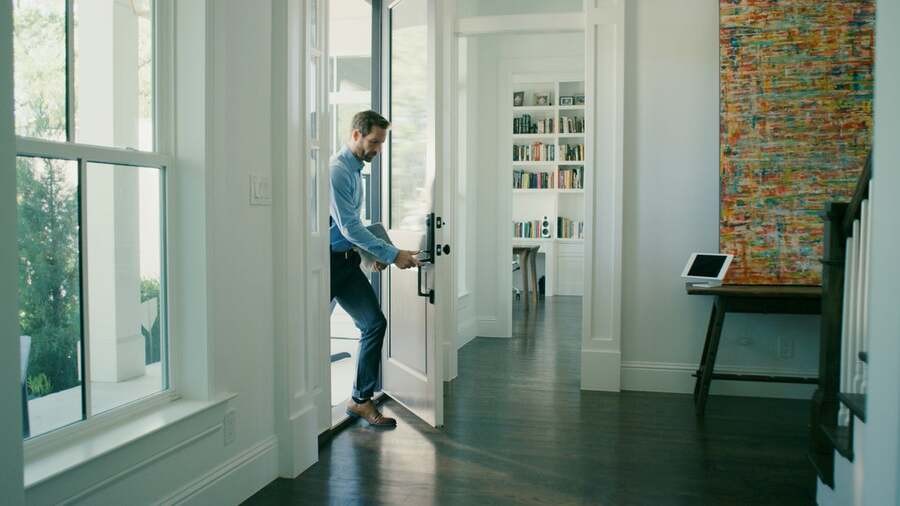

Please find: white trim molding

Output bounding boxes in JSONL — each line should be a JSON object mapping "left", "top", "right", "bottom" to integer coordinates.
{"left": 456, "top": 13, "right": 583, "bottom": 36}
{"left": 581, "top": 0, "right": 625, "bottom": 392}
{"left": 161, "top": 436, "right": 279, "bottom": 505}
{"left": 581, "top": 348, "right": 621, "bottom": 391}
{"left": 477, "top": 317, "right": 506, "bottom": 338}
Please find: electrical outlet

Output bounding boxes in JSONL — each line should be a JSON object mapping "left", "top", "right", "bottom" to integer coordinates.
{"left": 738, "top": 336, "right": 753, "bottom": 346}
{"left": 778, "top": 336, "right": 794, "bottom": 359}
{"left": 223, "top": 409, "right": 237, "bottom": 446}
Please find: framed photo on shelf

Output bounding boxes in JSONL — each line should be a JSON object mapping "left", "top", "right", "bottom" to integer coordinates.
{"left": 559, "top": 96, "right": 574, "bottom": 106}
{"left": 534, "top": 92, "right": 550, "bottom": 106}
{"left": 513, "top": 91, "right": 524, "bottom": 107}
{"left": 573, "top": 95, "right": 585, "bottom": 105}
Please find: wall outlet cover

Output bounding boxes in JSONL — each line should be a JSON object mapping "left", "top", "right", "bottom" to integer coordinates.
{"left": 250, "top": 174, "right": 273, "bottom": 206}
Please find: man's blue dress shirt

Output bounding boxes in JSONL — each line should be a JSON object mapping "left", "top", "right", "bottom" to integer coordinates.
{"left": 329, "top": 146, "right": 399, "bottom": 264}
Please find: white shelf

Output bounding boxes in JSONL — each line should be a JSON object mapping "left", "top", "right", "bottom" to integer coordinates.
{"left": 512, "top": 188, "right": 583, "bottom": 194}
{"left": 558, "top": 161, "right": 584, "bottom": 165}
{"left": 512, "top": 161, "right": 557, "bottom": 167}
{"left": 559, "top": 105, "right": 585, "bottom": 111}
{"left": 513, "top": 188, "right": 555, "bottom": 194}
{"left": 558, "top": 133, "right": 585, "bottom": 138}
{"left": 556, "top": 238, "right": 584, "bottom": 243}
{"left": 512, "top": 133, "right": 556, "bottom": 139}
{"left": 512, "top": 106, "right": 555, "bottom": 112}
{"left": 512, "top": 238, "right": 553, "bottom": 244}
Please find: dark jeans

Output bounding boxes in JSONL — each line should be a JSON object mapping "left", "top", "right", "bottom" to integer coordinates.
{"left": 330, "top": 250, "right": 387, "bottom": 401}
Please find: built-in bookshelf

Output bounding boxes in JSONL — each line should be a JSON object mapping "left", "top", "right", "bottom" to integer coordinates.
{"left": 510, "top": 79, "right": 585, "bottom": 242}
{"left": 509, "top": 77, "right": 586, "bottom": 297}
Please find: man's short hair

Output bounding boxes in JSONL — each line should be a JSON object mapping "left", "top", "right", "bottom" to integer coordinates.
{"left": 351, "top": 110, "right": 390, "bottom": 137}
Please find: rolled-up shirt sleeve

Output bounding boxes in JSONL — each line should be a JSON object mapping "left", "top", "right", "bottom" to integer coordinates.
{"left": 330, "top": 167, "right": 399, "bottom": 265}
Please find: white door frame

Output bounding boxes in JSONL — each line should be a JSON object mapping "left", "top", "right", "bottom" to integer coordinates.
{"left": 449, "top": 3, "right": 625, "bottom": 392}
{"left": 271, "top": 0, "right": 330, "bottom": 479}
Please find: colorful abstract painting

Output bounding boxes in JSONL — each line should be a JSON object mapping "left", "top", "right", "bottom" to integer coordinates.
{"left": 719, "top": 0, "right": 875, "bottom": 285}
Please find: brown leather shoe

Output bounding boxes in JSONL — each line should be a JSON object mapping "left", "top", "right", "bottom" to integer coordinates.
{"left": 346, "top": 399, "right": 397, "bottom": 428}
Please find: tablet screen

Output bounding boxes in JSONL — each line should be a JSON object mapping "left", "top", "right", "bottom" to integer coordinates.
{"left": 688, "top": 255, "right": 728, "bottom": 278}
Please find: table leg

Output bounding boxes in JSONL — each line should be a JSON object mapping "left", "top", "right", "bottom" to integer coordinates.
{"left": 696, "top": 297, "right": 726, "bottom": 417}
{"left": 521, "top": 251, "right": 530, "bottom": 303}
{"left": 693, "top": 302, "right": 720, "bottom": 402}
{"left": 530, "top": 250, "right": 538, "bottom": 303}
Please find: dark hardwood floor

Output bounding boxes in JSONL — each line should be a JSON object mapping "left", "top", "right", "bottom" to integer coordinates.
{"left": 246, "top": 296, "right": 816, "bottom": 505}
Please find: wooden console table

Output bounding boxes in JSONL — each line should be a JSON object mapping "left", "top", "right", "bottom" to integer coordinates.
{"left": 687, "top": 284, "right": 822, "bottom": 416}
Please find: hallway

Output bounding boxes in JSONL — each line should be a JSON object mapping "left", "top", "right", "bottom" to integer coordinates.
{"left": 246, "top": 297, "right": 815, "bottom": 505}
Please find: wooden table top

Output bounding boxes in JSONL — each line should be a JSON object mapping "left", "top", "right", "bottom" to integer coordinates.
{"left": 685, "top": 284, "right": 822, "bottom": 299}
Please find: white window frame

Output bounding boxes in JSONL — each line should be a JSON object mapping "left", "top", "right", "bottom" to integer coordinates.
{"left": 18, "top": 0, "right": 177, "bottom": 453}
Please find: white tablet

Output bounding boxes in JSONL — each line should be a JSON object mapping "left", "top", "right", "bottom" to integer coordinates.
{"left": 681, "top": 253, "right": 734, "bottom": 287}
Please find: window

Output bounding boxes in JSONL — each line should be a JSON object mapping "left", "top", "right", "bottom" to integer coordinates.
{"left": 14, "top": 0, "right": 170, "bottom": 440}
{"left": 328, "top": 0, "right": 373, "bottom": 222}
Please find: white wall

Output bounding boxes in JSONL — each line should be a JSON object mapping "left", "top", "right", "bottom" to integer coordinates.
{"left": 620, "top": 0, "right": 818, "bottom": 398}
{"left": 1, "top": 1, "right": 26, "bottom": 503}
{"left": 862, "top": 0, "right": 900, "bottom": 503}
{"left": 468, "top": 31, "right": 584, "bottom": 339}
{"left": 22, "top": 2, "right": 281, "bottom": 503}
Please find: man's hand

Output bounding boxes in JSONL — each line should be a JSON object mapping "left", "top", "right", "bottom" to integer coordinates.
{"left": 394, "top": 250, "right": 421, "bottom": 270}
{"left": 374, "top": 261, "right": 388, "bottom": 272}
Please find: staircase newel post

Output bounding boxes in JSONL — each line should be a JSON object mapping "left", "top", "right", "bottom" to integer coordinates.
{"left": 809, "top": 202, "right": 848, "bottom": 488}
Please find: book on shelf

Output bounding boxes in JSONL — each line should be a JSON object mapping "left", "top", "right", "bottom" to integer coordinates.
{"left": 557, "top": 167, "right": 583, "bottom": 189}
{"left": 513, "top": 114, "right": 554, "bottom": 135}
{"left": 559, "top": 116, "right": 584, "bottom": 134}
{"left": 556, "top": 217, "right": 584, "bottom": 239}
{"left": 513, "top": 220, "right": 544, "bottom": 239}
{"left": 561, "top": 143, "right": 585, "bottom": 161}
{"left": 513, "top": 142, "right": 556, "bottom": 162}
{"left": 513, "top": 170, "right": 552, "bottom": 189}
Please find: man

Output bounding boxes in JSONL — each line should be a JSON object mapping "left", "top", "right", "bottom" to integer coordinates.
{"left": 330, "top": 110, "right": 420, "bottom": 428}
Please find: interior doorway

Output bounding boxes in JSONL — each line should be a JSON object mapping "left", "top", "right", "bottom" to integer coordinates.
{"left": 327, "top": 0, "right": 378, "bottom": 426}
{"left": 453, "top": 25, "right": 587, "bottom": 354}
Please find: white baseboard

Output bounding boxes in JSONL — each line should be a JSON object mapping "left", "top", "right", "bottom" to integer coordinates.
{"left": 443, "top": 340, "right": 458, "bottom": 382}
{"left": 581, "top": 349, "right": 621, "bottom": 391}
{"left": 477, "top": 317, "right": 508, "bottom": 338}
{"left": 161, "top": 436, "right": 278, "bottom": 506}
{"left": 620, "top": 361, "right": 817, "bottom": 399}
{"left": 457, "top": 316, "right": 477, "bottom": 350}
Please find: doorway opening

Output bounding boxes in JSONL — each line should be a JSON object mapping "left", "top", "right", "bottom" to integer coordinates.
{"left": 327, "top": 0, "right": 379, "bottom": 426}
{"left": 453, "top": 24, "right": 587, "bottom": 360}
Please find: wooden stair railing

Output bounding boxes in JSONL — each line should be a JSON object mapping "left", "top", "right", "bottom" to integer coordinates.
{"left": 809, "top": 154, "right": 872, "bottom": 489}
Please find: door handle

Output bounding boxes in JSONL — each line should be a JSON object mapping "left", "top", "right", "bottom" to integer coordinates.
{"left": 417, "top": 264, "right": 435, "bottom": 304}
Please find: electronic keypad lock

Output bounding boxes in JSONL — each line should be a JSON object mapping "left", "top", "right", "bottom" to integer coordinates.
{"left": 417, "top": 212, "right": 436, "bottom": 304}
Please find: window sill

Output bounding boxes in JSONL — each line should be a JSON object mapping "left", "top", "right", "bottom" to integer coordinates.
{"left": 24, "top": 392, "right": 236, "bottom": 489}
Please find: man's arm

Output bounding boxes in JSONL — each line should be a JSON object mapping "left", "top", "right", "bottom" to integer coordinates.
{"left": 330, "top": 167, "right": 399, "bottom": 264}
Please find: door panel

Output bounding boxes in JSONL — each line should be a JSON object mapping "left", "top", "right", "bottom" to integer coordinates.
{"left": 381, "top": 0, "right": 442, "bottom": 427}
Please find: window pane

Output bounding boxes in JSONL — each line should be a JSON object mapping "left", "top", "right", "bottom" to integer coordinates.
{"left": 309, "top": 56, "right": 319, "bottom": 142}
{"left": 73, "top": 0, "right": 154, "bottom": 151}
{"left": 85, "top": 163, "right": 167, "bottom": 415}
{"left": 310, "top": 149, "right": 319, "bottom": 232}
{"left": 309, "top": 0, "right": 318, "bottom": 49}
{"left": 17, "top": 156, "right": 83, "bottom": 438}
{"left": 13, "top": 0, "right": 67, "bottom": 141}
{"left": 329, "top": 0, "right": 372, "bottom": 153}
{"left": 390, "top": 0, "right": 430, "bottom": 231}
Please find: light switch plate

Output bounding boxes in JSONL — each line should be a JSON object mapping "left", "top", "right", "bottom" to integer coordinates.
{"left": 250, "top": 174, "right": 272, "bottom": 206}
